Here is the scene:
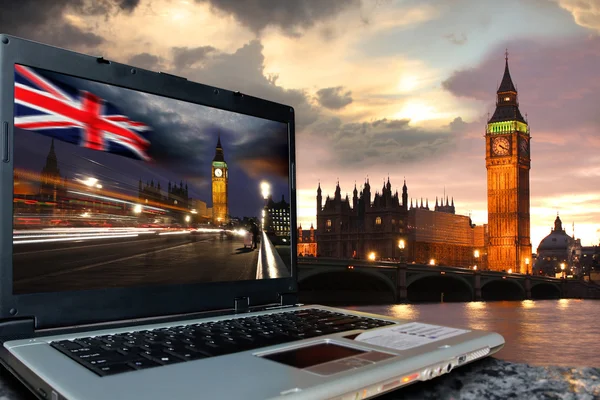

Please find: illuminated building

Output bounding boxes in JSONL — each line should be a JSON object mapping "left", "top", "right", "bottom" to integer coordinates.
{"left": 264, "top": 195, "right": 291, "bottom": 237}
{"left": 316, "top": 179, "right": 485, "bottom": 265}
{"left": 534, "top": 215, "right": 582, "bottom": 277}
{"left": 316, "top": 179, "right": 408, "bottom": 260}
{"left": 211, "top": 136, "right": 229, "bottom": 225}
{"left": 407, "top": 208, "right": 485, "bottom": 268}
{"left": 485, "top": 51, "right": 532, "bottom": 273}
{"left": 297, "top": 224, "right": 317, "bottom": 257}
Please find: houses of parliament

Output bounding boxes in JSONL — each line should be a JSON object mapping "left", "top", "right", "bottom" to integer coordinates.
{"left": 311, "top": 53, "right": 533, "bottom": 273}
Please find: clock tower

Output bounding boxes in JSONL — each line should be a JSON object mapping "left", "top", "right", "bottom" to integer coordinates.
{"left": 212, "top": 135, "right": 228, "bottom": 225}
{"left": 485, "top": 51, "right": 532, "bottom": 274}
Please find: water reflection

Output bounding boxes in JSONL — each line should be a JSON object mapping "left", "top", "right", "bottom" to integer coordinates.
{"left": 351, "top": 300, "right": 600, "bottom": 367}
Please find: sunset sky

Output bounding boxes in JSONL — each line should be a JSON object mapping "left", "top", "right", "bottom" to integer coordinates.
{"left": 2, "top": 0, "right": 600, "bottom": 251}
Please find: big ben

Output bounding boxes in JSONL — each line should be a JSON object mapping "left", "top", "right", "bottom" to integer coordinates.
{"left": 485, "top": 52, "right": 532, "bottom": 274}
{"left": 212, "top": 135, "right": 228, "bottom": 225}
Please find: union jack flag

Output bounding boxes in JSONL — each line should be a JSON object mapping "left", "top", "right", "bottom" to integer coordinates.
{"left": 14, "top": 65, "right": 152, "bottom": 161}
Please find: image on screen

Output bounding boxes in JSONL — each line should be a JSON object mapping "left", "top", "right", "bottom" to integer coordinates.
{"left": 12, "top": 64, "right": 291, "bottom": 294}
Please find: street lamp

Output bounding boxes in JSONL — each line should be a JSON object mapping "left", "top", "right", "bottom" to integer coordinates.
{"left": 398, "top": 239, "right": 405, "bottom": 263}
{"left": 507, "top": 268, "right": 513, "bottom": 274}
{"left": 429, "top": 258, "right": 435, "bottom": 266}
{"left": 560, "top": 263, "right": 566, "bottom": 278}
{"left": 368, "top": 252, "right": 376, "bottom": 261}
{"left": 185, "top": 215, "right": 191, "bottom": 223}
{"left": 260, "top": 181, "right": 270, "bottom": 200}
{"left": 133, "top": 204, "right": 142, "bottom": 214}
{"left": 474, "top": 249, "right": 480, "bottom": 271}
{"left": 525, "top": 258, "right": 530, "bottom": 275}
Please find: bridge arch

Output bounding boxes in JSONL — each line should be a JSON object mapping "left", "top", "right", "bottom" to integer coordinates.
{"left": 481, "top": 278, "right": 526, "bottom": 301}
{"left": 406, "top": 273, "right": 474, "bottom": 302}
{"left": 298, "top": 268, "right": 396, "bottom": 304}
{"left": 530, "top": 281, "right": 561, "bottom": 299}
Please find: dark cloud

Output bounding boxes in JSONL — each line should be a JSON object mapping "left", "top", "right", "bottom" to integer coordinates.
{"left": 316, "top": 86, "right": 353, "bottom": 110}
{"left": 442, "top": 36, "right": 600, "bottom": 137}
{"left": 172, "top": 46, "right": 217, "bottom": 70}
{"left": 128, "top": 53, "right": 165, "bottom": 71}
{"left": 169, "top": 40, "right": 319, "bottom": 130}
{"left": 0, "top": 0, "right": 141, "bottom": 50}
{"left": 310, "top": 116, "right": 458, "bottom": 167}
{"left": 194, "top": 0, "right": 360, "bottom": 36}
{"left": 443, "top": 33, "right": 468, "bottom": 45}
{"left": 371, "top": 118, "right": 411, "bottom": 129}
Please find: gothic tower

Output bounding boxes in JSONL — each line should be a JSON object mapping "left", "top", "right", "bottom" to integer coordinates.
{"left": 485, "top": 51, "right": 532, "bottom": 273}
{"left": 211, "top": 135, "right": 228, "bottom": 224}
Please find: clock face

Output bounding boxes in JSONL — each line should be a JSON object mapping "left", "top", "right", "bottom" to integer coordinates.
{"left": 215, "top": 168, "right": 223, "bottom": 177}
{"left": 492, "top": 137, "right": 510, "bottom": 156}
{"left": 519, "top": 138, "right": 529, "bottom": 156}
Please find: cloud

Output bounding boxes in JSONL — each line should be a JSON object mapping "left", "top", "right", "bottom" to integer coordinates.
{"left": 555, "top": 0, "right": 600, "bottom": 31}
{"left": 315, "top": 86, "right": 353, "bottom": 109}
{"left": 441, "top": 36, "right": 600, "bottom": 137}
{"left": 128, "top": 53, "right": 165, "bottom": 71}
{"left": 168, "top": 40, "right": 320, "bottom": 130}
{"left": 194, "top": 0, "right": 360, "bottom": 36}
{"left": 308, "top": 117, "right": 458, "bottom": 168}
{"left": 443, "top": 33, "right": 468, "bottom": 45}
{"left": 0, "top": 0, "right": 141, "bottom": 50}
{"left": 172, "top": 46, "right": 218, "bottom": 70}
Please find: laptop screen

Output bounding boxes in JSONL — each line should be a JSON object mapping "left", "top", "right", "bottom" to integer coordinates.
{"left": 11, "top": 64, "right": 292, "bottom": 295}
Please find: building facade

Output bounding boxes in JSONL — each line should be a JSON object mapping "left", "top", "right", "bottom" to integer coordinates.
{"left": 315, "top": 180, "right": 486, "bottom": 266}
{"left": 211, "top": 136, "right": 228, "bottom": 225}
{"left": 407, "top": 207, "right": 485, "bottom": 268}
{"left": 316, "top": 179, "right": 409, "bottom": 260}
{"left": 534, "top": 215, "right": 582, "bottom": 277}
{"left": 485, "top": 52, "right": 532, "bottom": 274}
{"left": 264, "top": 194, "right": 291, "bottom": 237}
{"left": 297, "top": 224, "right": 317, "bottom": 257}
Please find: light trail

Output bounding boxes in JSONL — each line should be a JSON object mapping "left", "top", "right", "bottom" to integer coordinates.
{"left": 13, "top": 234, "right": 139, "bottom": 245}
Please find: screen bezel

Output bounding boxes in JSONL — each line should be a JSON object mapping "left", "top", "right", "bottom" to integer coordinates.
{"left": 0, "top": 35, "right": 298, "bottom": 330}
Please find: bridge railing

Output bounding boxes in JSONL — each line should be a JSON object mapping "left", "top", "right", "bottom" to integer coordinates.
{"left": 297, "top": 257, "right": 564, "bottom": 281}
{"left": 256, "top": 231, "right": 290, "bottom": 279}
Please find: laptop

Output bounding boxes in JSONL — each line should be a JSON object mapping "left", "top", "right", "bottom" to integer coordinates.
{"left": 0, "top": 34, "right": 504, "bottom": 400}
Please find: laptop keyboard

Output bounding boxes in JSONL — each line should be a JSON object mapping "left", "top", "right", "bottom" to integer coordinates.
{"left": 50, "top": 309, "right": 395, "bottom": 377}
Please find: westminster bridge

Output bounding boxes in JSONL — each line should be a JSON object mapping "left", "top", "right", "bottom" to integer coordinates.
{"left": 297, "top": 257, "right": 600, "bottom": 303}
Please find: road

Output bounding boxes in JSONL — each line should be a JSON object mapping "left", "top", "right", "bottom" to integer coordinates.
{"left": 13, "top": 230, "right": 259, "bottom": 294}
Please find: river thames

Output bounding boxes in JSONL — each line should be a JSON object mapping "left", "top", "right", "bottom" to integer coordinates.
{"left": 348, "top": 299, "right": 600, "bottom": 367}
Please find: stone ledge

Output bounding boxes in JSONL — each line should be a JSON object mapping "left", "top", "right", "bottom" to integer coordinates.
{"left": 379, "top": 358, "right": 600, "bottom": 400}
{"left": 0, "top": 358, "right": 598, "bottom": 399}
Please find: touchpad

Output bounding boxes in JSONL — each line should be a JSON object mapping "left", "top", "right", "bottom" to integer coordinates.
{"left": 261, "top": 342, "right": 395, "bottom": 376}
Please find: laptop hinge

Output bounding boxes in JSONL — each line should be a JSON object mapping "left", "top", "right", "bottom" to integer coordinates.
{"left": 0, "top": 317, "right": 36, "bottom": 342}
{"left": 278, "top": 292, "right": 297, "bottom": 307}
{"left": 234, "top": 297, "right": 250, "bottom": 313}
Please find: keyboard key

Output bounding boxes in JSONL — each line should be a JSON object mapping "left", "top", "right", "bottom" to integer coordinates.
{"left": 51, "top": 309, "right": 395, "bottom": 377}
{"left": 98, "top": 363, "right": 135, "bottom": 376}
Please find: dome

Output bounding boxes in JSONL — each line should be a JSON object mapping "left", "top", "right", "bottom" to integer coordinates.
{"left": 537, "top": 216, "right": 573, "bottom": 251}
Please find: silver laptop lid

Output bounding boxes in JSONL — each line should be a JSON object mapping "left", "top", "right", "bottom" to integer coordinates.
{"left": 0, "top": 34, "right": 297, "bottom": 331}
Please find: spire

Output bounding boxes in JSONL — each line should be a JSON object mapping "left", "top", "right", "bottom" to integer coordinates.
{"left": 554, "top": 215, "right": 563, "bottom": 232}
{"left": 213, "top": 134, "right": 225, "bottom": 162}
{"left": 498, "top": 49, "right": 517, "bottom": 93}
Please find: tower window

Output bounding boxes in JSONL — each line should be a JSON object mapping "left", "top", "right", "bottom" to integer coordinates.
{"left": 326, "top": 219, "right": 332, "bottom": 227}
{"left": 504, "top": 97, "right": 510, "bottom": 101}
{"left": 375, "top": 217, "right": 382, "bottom": 225}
